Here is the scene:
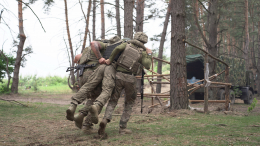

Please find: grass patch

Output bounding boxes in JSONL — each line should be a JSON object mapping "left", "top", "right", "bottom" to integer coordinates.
{"left": 18, "top": 85, "right": 72, "bottom": 94}
{"left": 0, "top": 101, "right": 259, "bottom": 145}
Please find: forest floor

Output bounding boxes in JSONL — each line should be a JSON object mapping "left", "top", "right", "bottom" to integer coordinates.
{"left": 0, "top": 86, "right": 260, "bottom": 145}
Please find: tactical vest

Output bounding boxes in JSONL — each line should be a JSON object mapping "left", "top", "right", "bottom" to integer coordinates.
{"left": 79, "top": 46, "right": 91, "bottom": 65}
{"left": 117, "top": 43, "right": 143, "bottom": 74}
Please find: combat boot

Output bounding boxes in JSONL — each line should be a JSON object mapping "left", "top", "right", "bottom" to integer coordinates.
{"left": 98, "top": 119, "right": 108, "bottom": 135}
{"left": 74, "top": 112, "right": 86, "bottom": 129}
{"left": 89, "top": 104, "right": 101, "bottom": 124}
{"left": 66, "top": 104, "right": 77, "bottom": 121}
{"left": 119, "top": 128, "right": 132, "bottom": 135}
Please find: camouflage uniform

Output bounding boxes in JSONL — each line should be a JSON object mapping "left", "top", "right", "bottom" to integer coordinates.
{"left": 66, "top": 41, "right": 108, "bottom": 122}
{"left": 103, "top": 47, "right": 152, "bottom": 129}
{"left": 70, "top": 42, "right": 108, "bottom": 105}
{"left": 69, "top": 36, "right": 122, "bottom": 129}
{"left": 94, "top": 33, "right": 151, "bottom": 134}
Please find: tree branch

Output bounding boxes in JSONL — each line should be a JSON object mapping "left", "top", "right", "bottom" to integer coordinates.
{"left": 198, "top": 0, "right": 211, "bottom": 14}
{"left": 79, "top": 0, "right": 87, "bottom": 22}
{"left": 17, "top": 0, "right": 46, "bottom": 32}
{"left": 193, "top": 0, "right": 209, "bottom": 46}
{"left": 0, "top": 9, "right": 4, "bottom": 23}
{"left": 0, "top": 98, "right": 28, "bottom": 107}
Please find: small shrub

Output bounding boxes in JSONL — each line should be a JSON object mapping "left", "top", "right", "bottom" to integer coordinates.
{"left": 232, "top": 86, "right": 242, "bottom": 97}
{"left": 248, "top": 98, "right": 258, "bottom": 113}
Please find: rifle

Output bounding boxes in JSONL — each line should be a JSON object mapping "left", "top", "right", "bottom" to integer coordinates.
{"left": 66, "top": 64, "right": 96, "bottom": 77}
{"left": 141, "top": 69, "right": 145, "bottom": 113}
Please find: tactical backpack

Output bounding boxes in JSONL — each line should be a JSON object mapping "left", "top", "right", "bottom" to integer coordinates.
{"left": 117, "top": 43, "right": 143, "bottom": 74}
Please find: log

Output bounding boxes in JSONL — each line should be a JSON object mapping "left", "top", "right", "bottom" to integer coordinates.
{"left": 137, "top": 93, "right": 170, "bottom": 97}
{"left": 189, "top": 100, "right": 231, "bottom": 103}
{"left": 148, "top": 99, "right": 170, "bottom": 108}
{"left": 152, "top": 57, "right": 171, "bottom": 64}
{"left": 146, "top": 77, "right": 163, "bottom": 106}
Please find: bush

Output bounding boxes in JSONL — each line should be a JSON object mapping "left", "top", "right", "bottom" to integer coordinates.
{"left": 0, "top": 79, "right": 12, "bottom": 94}
{"left": 248, "top": 98, "right": 258, "bottom": 113}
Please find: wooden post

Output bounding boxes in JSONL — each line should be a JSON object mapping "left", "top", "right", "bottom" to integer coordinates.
{"left": 204, "top": 54, "right": 209, "bottom": 113}
{"left": 225, "top": 67, "right": 230, "bottom": 110}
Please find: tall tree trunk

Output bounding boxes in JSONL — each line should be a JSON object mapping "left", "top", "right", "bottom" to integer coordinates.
{"left": 81, "top": 0, "right": 92, "bottom": 51}
{"left": 115, "top": 0, "right": 121, "bottom": 38}
{"left": 64, "top": 0, "right": 76, "bottom": 91}
{"left": 93, "top": 0, "right": 96, "bottom": 40}
{"left": 207, "top": 0, "right": 218, "bottom": 76}
{"left": 227, "top": 32, "right": 230, "bottom": 56}
{"left": 170, "top": 0, "right": 188, "bottom": 110}
{"left": 101, "top": 0, "right": 105, "bottom": 39}
{"left": 135, "top": 0, "right": 144, "bottom": 32}
{"left": 200, "top": 5, "right": 206, "bottom": 50}
{"left": 257, "top": 21, "right": 260, "bottom": 96}
{"left": 11, "top": 0, "right": 27, "bottom": 93}
{"left": 156, "top": 0, "right": 172, "bottom": 93}
{"left": 244, "top": 0, "right": 249, "bottom": 71}
{"left": 249, "top": 8, "right": 256, "bottom": 72}
{"left": 194, "top": 0, "right": 199, "bottom": 48}
{"left": 124, "top": 0, "right": 133, "bottom": 39}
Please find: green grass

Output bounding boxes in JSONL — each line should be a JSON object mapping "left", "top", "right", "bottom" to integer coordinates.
{"left": 18, "top": 84, "right": 72, "bottom": 94}
{"left": 0, "top": 101, "right": 259, "bottom": 145}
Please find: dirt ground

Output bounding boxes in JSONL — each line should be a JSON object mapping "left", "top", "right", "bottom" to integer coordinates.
{"left": 1, "top": 87, "right": 260, "bottom": 146}
{"left": 2, "top": 84, "right": 260, "bottom": 116}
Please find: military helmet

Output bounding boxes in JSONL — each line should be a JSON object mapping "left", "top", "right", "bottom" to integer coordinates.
{"left": 134, "top": 32, "right": 148, "bottom": 44}
{"left": 109, "top": 35, "right": 121, "bottom": 44}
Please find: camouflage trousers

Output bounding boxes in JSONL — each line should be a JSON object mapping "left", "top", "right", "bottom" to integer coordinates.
{"left": 71, "top": 64, "right": 116, "bottom": 113}
{"left": 70, "top": 64, "right": 106, "bottom": 105}
{"left": 92, "top": 64, "right": 116, "bottom": 107}
{"left": 103, "top": 72, "right": 137, "bottom": 129}
{"left": 80, "top": 64, "right": 116, "bottom": 128}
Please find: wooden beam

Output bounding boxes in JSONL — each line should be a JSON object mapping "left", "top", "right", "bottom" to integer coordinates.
{"left": 189, "top": 100, "right": 231, "bottom": 103}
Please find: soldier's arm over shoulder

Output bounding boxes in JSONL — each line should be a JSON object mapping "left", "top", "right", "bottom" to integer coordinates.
{"left": 142, "top": 51, "right": 152, "bottom": 70}
{"left": 98, "top": 41, "right": 107, "bottom": 50}
{"left": 108, "top": 42, "right": 127, "bottom": 61}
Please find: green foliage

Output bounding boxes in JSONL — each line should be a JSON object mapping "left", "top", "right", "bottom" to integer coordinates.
{"left": 32, "top": 75, "right": 38, "bottom": 91}
{"left": 232, "top": 86, "right": 242, "bottom": 97}
{"left": 216, "top": 56, "right": 246, "bottom": 86}
{"left": 248, "top": 98, "right": 258, "bottom": 113}
{"left": 0, "top": 79, "right": 12, "bottom": 94}
{"left": 0, "top": 52, "right": 15, "bottom": 83}
{"left": 18, "top": 74, "right": 69, "bottom": 93}
{"left": 19, "top": 74, "right": 68, "bottom": 88}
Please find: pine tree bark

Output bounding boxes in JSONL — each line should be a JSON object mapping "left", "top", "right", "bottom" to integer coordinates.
{"left": 115, "top": 0, "right": 121, "bottom": 38}
{"left": 82, "top": 0, "right": 92, "bottom": 51}
{"left": 257, "top": 21, "right": 260, "bottom": 96}
{"left": 64, "top": 0, "right": 76, "bottom": 91}
{"left": 244, "top": 0, "right": 249, "bottom": 71}
{"left": 11, "top": 0, "right": 27, "bottom": 93}
{"left": 193, "top": 0, "right": 218, "bottom": 75}
{"left": 124, "top": 0, "right": 134, "bottom": 39}
{"left": 200, "top": 5, "right": 206, "bottom": 50}
{"left": 156, "top": 0, "right": 172, "bottom": 93}
{"left": 101, "top": 0, "right": 105, "bottom": 39}
{"left": 170, "top": 0, "right": 188, "bottom": 110}
{"left": 207, "top": 0, "right": 218, "bottom": 76}
{"left": 92, "top": 0, "right": 96, "bottom": 40}
{"left": 135, "top": 0, "right": 144, "bottom": 32}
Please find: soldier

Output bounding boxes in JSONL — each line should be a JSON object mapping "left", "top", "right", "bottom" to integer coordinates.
{"left": 88, "top": 32, "right": 152, "bottom": 135}
{"left": 66, "top": 36, "right": 123, "bottom": 132}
